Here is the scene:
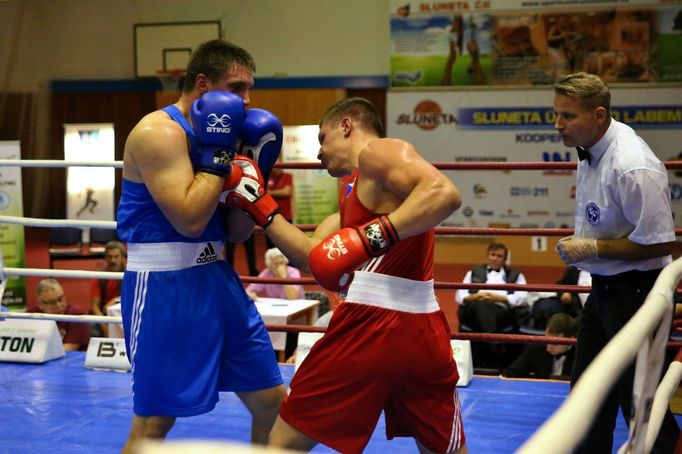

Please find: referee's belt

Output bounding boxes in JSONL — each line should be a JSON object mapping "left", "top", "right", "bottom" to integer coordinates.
{"left": 591, "top": 268, "right": 662, "bottom": 290}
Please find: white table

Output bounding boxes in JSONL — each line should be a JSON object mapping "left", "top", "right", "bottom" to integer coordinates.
{"left": 106, "top": 302, "right": 124, "bottom": 339}
{"left": 254, "top": 297, "right": 320, "bottom": 360}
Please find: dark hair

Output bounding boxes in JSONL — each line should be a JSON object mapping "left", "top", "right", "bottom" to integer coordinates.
{"left": 320, "top": 97, "right": 385, "bottom": 138}
{"left": 487, "top": 242, "right": 508, "bottom": 260}
{"left": 553, "top": 72, "right": 610, "bottom": 113}
{"left": 547, "top": 313, "right": 578, "bottom": 337}
{"left": 183, "top": 39, "right": 256, "bottom": 93}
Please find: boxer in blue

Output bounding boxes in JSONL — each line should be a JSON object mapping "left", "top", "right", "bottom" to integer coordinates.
{"left": 117, "top": 39, "right": 286, "bottom": 453}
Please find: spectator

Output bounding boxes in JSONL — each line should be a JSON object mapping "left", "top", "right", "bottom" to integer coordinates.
{"left": 501, "top": 313, "right": 577, "bottom": 379}
{"left": 27, "top": 278, "right": 89, "bottom": 351}
{"left": 90, "top": 240, "right": 126, "bottom": 337}
{"left": 456, "top": 242, "right": 528, "bottom": 333}
{"left": 527, "top": 265, "right": 587, "bottom": 330}
{"left": 265, "top": 164, "right": 294, "bottom": 249}
{"left": 246, "top": 248, "right": 305, "bottom": 301}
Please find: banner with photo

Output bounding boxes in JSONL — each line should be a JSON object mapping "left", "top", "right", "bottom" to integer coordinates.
{"left": 281, "top": 126, "right": 338, "bottom": 225}
{"left": 386, "top": 87, "right": 682, "bottom": 229}
{"left": 64, "top": 124, "right": 115, "bottom": 225}
{"left": 0, "top": 141, "right": 26, "bottom": 308}
{"left": 389, "top": 1, "right": 682, "bottom": 86}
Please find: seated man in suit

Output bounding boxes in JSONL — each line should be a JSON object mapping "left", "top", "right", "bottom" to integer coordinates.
{"left": 456, "top": 242, "right": 528, "bottom": 333}
{"left": 527, "top": 265, "right": 589, "bottom": 330}
{"left": 501, "top": 313, "right": 577, "bottom": 379}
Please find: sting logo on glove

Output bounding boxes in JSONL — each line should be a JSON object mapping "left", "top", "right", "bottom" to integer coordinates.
{"left": 206, "top": 113, "right": 232, "bottom": 132}
{"left": 212, "top": 150, "right": 235, "bottom": 167}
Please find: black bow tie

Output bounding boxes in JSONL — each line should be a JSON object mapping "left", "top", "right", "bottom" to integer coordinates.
{"left": 576, "top": 146, "right": 591, "bottom": 164}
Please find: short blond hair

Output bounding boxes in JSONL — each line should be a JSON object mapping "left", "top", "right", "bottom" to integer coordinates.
{"left": 554, "top": 72, "right": 610, "bottom": 113}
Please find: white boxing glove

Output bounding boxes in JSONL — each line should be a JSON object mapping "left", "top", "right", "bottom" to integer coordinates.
{"left": 555, "top": 236, "right": 598, "bottom": 265}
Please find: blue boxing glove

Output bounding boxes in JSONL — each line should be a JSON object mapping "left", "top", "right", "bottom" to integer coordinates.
{"left": 237, "top": 108, "right": 283, "bottom": 181}
{"left": 190, "top": 91, "right": 246, "bottom": 177}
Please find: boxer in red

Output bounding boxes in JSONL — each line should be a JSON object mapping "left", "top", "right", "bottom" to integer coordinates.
{"left": 224, "top": 97, "right": 467, "bottom": 454}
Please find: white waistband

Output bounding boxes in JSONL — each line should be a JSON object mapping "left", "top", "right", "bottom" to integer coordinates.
{"left": 126, "top": 241, "right": 225, "bottom": 272}
{"left": 345, "top": 271, "right": 440, "bottom": 314}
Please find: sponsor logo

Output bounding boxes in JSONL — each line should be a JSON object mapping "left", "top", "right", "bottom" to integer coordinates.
{"left": 516, "top": 133, "right": 562, "bottom": 143}
{"left": 556, "top": 211, "right": 575, "bottom": 218}
{"left": 585, "top": 202, "right": 600, "bottom": 226}
{"left": 479, "top": 210, "right": 494, "bottom": 216}
{"left": 473, "top": 183, "right": 487, "bottom": 198}
{"left": 500, "top": 209, "right": 521, "bottom": 219}
{"left": 0, "top": 190, "right": 11, "bottom": 210}
{"left": 324, "top": 234, "right": 348, "bottom": 260}
{"left": 396, "top": 100, "right": 457, "bottom": 130}
{"left": 393, "top": 70, "right": 422, "bottom": 84}
{"left": 212, "top": 150, "right": 234, "bottom": 167}
{"left": 205, "top": 113, "right": 232, "bottom": 133}
{"left": 396, "top": 3, "right": 410, "bottom": 17}
{"left": 363, "top": 222, "right": 387, "bottom": 251}
{"left": 510, "top": 186, "right": 549, "bottom": 197}
{"left": 462, "top": 206, "right": 474, "bottom": 217}
{"left": 519, "top": 223, "right": 539, "bottom": 228}
{"left": 196, "top": 242, "right": 219, "bottom": 264}
{"left": 542, "top": 150, "right": 574, "bottom": 176}
{"left": 527, "top": 210, "right": 549, "bottom": 216}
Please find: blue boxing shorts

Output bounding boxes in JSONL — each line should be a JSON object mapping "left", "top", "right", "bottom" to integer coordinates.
{"left": 121, "top": 241, "right": 282, "bottom": 417}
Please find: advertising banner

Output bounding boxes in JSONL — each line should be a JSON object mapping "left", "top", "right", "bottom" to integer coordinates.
{"left": 281, "top": 126, "right": 338, "bottom": 224}
{"left": 386, "top": 87, "right": 682, "bottom": 229}
{"left": 64, "top": 124, "right": 115, "bottom": 223}
{"left": 389, "top": 1, "right": 682, "bottom": 86}
{"left": 0, "top": 141, "right": 26, "bottom": 308}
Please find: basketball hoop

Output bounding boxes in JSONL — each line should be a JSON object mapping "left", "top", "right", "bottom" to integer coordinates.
{"left": 156, "top": 68, "right": 186, "bottom": 92}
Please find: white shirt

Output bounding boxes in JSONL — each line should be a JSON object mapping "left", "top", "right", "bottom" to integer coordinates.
{"left": 574, "top": 119, "right": 674, "bottom": 275}
{"left": 455, "top": 267, "right": 528, "bottom": 308}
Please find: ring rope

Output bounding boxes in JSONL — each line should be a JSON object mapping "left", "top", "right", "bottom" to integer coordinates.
{"left": 6, "top": 215, "right": 682, "bottom": 238}
{"left": 4, "top": 267, "right": 123, "bottom": 280}
{"left": 0, "top": 215, "right": 116, "bottom": 229}
{"left": 519, "top": 257, "right": 682, "bottom": 454}
{"left": 5, "top": 159, "right": 682, "bottom": 171}
{"left": 0, "top": 160, "right": 122, "bottom": 168}
{"left": 646, "top": 355, "right": 682, "bottom": 452}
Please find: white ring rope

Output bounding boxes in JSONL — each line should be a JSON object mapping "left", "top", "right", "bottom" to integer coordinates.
{"left": 518, "top": 257, "right": 682, "bottom": 454}
{"left": 4, "top": 267, "right": 123, "bottom": 280}
{"left": 0, "top": 215, "right": 116, "bottom": 229}
{"left": 0, "top": 311, "right": 121, "bottom": 325}
{"left": 0, "top": 159, "right": 122, "bottom": 168}
{"left": 646, "top": 361, "right": 682, "bottom": 452}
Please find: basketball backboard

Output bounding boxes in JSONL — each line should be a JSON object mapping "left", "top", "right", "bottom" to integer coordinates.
{"left": 134, "top": 21, "right": 221, "bottom": 78}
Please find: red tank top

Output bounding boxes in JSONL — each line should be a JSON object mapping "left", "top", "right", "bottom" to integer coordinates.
{"left": 340, "top": 170, "right": 434, "bottom": 281}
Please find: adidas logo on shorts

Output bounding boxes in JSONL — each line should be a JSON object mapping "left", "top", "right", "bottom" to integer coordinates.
{"left": 196, "top": 242, "right": 218, "bottom": 264}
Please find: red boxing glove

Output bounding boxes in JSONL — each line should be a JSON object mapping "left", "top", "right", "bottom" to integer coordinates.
{"left": 220, "top": 156, "right": 280, "bottom": 228}
{"left": 308, "top": 215, "right": 399, "bottom": 292}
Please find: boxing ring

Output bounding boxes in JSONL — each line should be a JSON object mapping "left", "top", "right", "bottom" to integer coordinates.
{"left": 1, "top": 159, "right": 682, "bottom": 453}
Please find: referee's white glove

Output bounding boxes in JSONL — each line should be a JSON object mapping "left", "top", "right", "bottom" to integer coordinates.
{"left": 555, "top": 236, "right": 598, "bottom": 265}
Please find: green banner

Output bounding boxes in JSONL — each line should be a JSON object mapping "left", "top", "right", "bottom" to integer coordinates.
{"left": 0, "top": 142, "right": 25, "bottom": 309}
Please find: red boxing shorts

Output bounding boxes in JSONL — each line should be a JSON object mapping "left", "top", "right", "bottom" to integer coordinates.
{"left": 279, "top": 272, "right": 465, "bottom": 453}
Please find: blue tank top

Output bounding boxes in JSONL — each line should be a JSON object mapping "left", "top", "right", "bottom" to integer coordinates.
{"left": 116, "top": 105, "right": 225, "bottom": 243}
